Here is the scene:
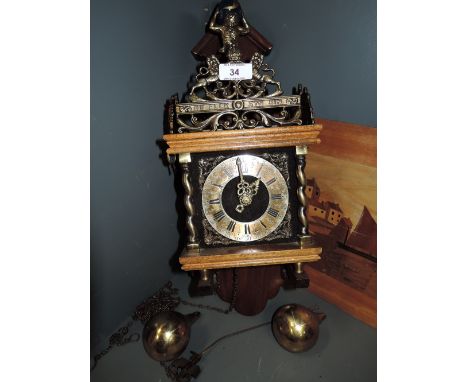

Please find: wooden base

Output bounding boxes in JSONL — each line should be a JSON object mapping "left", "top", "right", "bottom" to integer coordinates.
{"left": 179, "top": 242, "right": 322, "bottom": 271}
{"left": 304, "top": 265, "right": 376, "bottom": 328}
{"left": 216, "top": 265, "right": 284, "bottom": 316}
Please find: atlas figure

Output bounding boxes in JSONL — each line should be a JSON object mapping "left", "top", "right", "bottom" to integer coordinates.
{"left": 209, "top": 0, "right": 250, "bottom": 62}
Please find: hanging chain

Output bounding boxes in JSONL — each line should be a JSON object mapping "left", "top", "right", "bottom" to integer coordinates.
{"left": 91, "top": 281, "right": 232, "bottom": 371}
{"left": 132, "top": 281, "right": 182, "bottom": 323}
{"left": 229, "top": 268, "right": 239, "bottom": 312}
{"left": 91, "top": 319, "right": 139, "bottom": 371}
{"left": 211, "top": 268, "right": 239, "bottom": 314}
{"left": 179, "top": 299, "right": 229, "bottom": 314}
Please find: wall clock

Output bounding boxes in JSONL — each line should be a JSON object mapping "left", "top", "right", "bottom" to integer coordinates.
{"left": 162, "top": 0, "right": 323, "bottom": 314}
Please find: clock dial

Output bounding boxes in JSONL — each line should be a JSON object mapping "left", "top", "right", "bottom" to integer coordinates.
{"left": 202, "top": 155, "right": 289, "bottom": 242}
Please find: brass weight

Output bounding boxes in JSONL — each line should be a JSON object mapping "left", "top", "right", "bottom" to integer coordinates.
{"left": 271, "top": 304, "right": 326, "bottom": 353}
{"left": 142, "top": 311, "right": 200, "bottom": 362}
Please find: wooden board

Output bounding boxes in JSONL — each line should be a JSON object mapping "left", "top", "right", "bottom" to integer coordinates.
{"left": 305, "top": 266, "right": 377, "bottom": 328}
{"left": 307, "top": 119, "right": 376, "bottom": 224}
{"left": 307, "top": 153, "right": 376, "bottom": 227}
{"left": 313, "top": 118, "right": 376, "bottom": 167}
{"left": 303, "top": 118, "right": 377, "bottom": 327}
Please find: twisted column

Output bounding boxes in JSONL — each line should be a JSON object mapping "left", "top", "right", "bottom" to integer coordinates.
{"left": 296, "top": 150, "right": 308, "bottom": 236}
{"left": 180, "top": 161, "right": 198, "bottom": 250}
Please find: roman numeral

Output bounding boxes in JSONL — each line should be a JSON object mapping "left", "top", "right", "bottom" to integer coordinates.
{"left": 211, "top": 183, "right": 223, "bottom": 189}
{"left": 256, "top": 163, "right": 264, "bottom": 178}
{"left": 265, "top": 178, "right": 277, "bottom": 186}
{"left": 260, "top": 220, "right": 267, "bottom": 228}
{"left": 244, "top": 224, "right": 251, "bottom": 235}
{"left": 209, "top": 198, "right": 220, "bottom": 205}
{"left": 227, "top": 220, "right": 236, "bottom": 232}
{"left": 271, "top": 193, "right": 283, "bottom": 200}
{"left": 267, "top": 207, "right": 279, "bottom": 218}
{"left": 213, "top": 210, "right": 226, "bottom": 222}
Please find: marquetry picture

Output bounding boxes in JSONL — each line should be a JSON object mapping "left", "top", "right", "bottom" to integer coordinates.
{"left": 303, "top": 119, "right": 377, "bottom": 327}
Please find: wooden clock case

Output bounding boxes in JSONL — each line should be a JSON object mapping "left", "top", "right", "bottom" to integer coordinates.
{"left": 161, "top": 0, "right": 323, "bottom": 315}
{"left": 163, "top": 124, "right": 323, "bottom": 314}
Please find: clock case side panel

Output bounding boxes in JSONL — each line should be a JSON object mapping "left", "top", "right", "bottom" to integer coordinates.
{"left": 189, "top": 147, "right": 301, "bottom": 249}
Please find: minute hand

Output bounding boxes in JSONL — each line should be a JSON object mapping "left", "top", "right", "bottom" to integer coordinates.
{"left": 236, "top": 158, "right": 244, "bottom": 182}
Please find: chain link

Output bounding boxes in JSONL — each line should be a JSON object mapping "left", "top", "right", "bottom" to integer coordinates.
{"left": 229, "top": 268, "right": 239, "bottom": 312}
{"left": 91, "top": 280, "right": 233, "bottom": 371}
{"left": 91, "top": 320, "right": 138, "bottom": 371}
{"left": 132, "top": 282, "right": 181, "bottom": 323}
{"left": 179, "top": 299, "right": 229, "bottom": 314}
{"left": 212, "top": 268, "right": 239, "bottom": 314}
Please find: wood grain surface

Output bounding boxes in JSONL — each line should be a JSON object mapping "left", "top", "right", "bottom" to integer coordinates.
{"left": 216, "top": 265, "right": 284, "bottom": 316}
{"left": 307, "top": 153, "right": 376, "bottom": 227}
{"left": 314, "top": 118, "right": 376, "bottom": 167}
{"left": 304, "top": 266, "right": 377, "bottom": 327}
{"left": 179, "top": 241, "right": 321, "bottom": 271}
{"left": 163, "top": 124, "right": 322, "bottom": 155}
{"left": 307, "top": 119, "right": 376, "bottom": 226}
{"left": 304, "top": 118, "right": 377, "bottom": 327}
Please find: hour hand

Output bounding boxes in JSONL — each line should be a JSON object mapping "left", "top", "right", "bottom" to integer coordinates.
{"left": 235, "top": 159, "right": 261, "bottom": 213}
{"left": 236, "top": 158, "right": 249, "bottom": 213}
{"left": 236, "top": 158, "right": 244, "bottom": 182}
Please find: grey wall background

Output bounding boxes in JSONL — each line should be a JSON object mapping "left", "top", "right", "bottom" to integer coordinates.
{"left": 91, "top": 0, "right": 376, "bottom": 347}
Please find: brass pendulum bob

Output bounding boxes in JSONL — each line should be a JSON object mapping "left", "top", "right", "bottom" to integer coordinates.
{"left": 271, "top": 304, "right": 326, "bottom": 353}
{"left": 142, "top": 311, "right": 200, "bottom": 362}
{"left": 148, "top": 304, "right": 326, "bottom": 382}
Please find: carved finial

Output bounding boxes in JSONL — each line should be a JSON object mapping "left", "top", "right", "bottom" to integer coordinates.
{"left": 209, "top": 1, "right": 250, "bottom": 62}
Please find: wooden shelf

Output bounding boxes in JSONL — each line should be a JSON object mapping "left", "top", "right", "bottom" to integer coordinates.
{"left": 179, "top": 241, "right": 322, "bottom": 271}
{"left": 163, "top": 124, "right": 322, "bottom": 155}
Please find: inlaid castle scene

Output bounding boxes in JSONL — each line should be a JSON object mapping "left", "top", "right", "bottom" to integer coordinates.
{"left": 305, "top": 178, "right": 377, "bottom": 298}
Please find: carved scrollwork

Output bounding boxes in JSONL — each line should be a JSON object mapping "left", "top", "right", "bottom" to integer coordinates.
{"left": 174, "top": 52, "right": 302, "bottom": 133}
{"left": 177, "top": 107, "right": 301, "bottom": 133}
{"left": 188, "top": 53, "right": 281, "bottom": 103}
